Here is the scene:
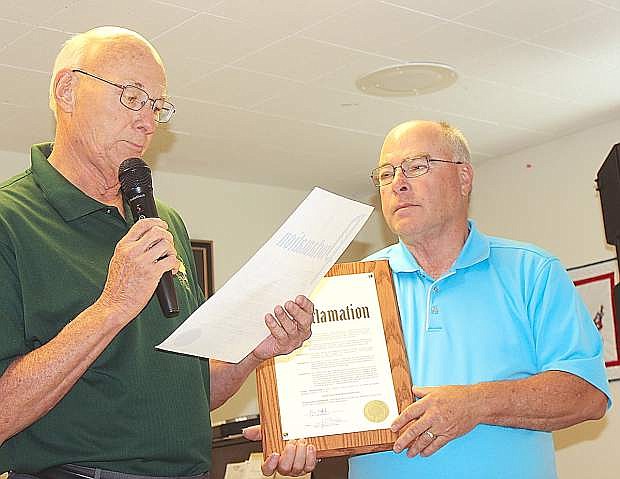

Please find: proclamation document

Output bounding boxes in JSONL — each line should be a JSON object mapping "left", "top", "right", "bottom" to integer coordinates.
{"left": 274, "top": 273, "right": 399, "bottom": 439}
{"left": 157, "top": 188, "right": 373, "bottom": 363}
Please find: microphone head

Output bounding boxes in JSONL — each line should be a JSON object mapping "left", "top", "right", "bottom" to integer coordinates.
{"left": 118, "top": 158, "right": 153, "bottom": 196}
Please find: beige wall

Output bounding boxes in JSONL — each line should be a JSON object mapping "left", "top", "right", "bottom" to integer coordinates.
{"left": 470, "top": 119, "right": 620, "bottom": 478}
{"left": 0, "top": 150, "right": 30, "bottom": 177}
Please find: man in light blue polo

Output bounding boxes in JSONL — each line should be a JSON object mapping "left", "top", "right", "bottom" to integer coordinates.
{"left": 350, "top": 120, "right": 610, "bottom": 478}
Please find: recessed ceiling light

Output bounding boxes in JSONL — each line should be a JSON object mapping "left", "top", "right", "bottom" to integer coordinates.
{"left": 356, "top": 62, "right": 458, "bottom": 97}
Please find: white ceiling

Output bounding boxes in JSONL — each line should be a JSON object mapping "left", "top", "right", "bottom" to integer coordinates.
{"left": 2, "top": 0, "right": 620, "bottom": 197}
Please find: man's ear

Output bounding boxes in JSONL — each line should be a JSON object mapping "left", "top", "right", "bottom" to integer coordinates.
{"left": 459, "top": 163, "right": 474, "bottom": 197}
{"left": 53, "top": 69, "right": 77, "bottom": 114}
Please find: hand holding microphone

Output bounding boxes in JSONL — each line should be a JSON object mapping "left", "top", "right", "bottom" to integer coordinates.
{"left": 105, "top": 158, "right": 180, "bottom": 318}
{"left": 101, "top": 218, "right": 179, "bottom": 321}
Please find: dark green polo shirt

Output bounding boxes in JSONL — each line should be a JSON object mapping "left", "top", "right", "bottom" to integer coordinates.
{"left": 0, "top": 144, "right": 211, "bottom": 474}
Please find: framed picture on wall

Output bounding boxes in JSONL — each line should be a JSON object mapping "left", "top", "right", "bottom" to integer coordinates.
{"left": 191, "top": 239, "right": 214, "bottom": 299}
{"left": 568, "top": 258, "right": 620, "bottom": 381}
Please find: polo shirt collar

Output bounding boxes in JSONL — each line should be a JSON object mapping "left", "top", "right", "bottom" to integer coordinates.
{"left": 388, "top": 220, "right": 490, "bottom": 274}
{"left": 30, "top": 143, "right": 109, "bottom": 221}
{"left": 453, "top": 220, "right": 490, "bottom": 270}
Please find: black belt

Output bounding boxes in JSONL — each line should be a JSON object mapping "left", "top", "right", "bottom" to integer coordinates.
{"left": 32, "top": 464, "right": 209, "bottom": 479}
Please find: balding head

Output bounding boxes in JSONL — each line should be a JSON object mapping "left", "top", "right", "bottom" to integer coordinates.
{"left": 46, "top": 26, "right": 167, "bottom": 194}
{"left": 49, "top": 26, "right": 165, "bottom": 118}
{"left": 381, "top": 120, "right": 471, "bottom": 165}
{"left": 377, "top": 119, "right": 474, "bottom": 245}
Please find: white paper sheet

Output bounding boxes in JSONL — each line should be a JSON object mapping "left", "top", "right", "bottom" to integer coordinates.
{"left": 274, "top": 273, "right": 399, "bottom": 439}
{"left": 157, "top": 187, "right": 373, "bottom": 363}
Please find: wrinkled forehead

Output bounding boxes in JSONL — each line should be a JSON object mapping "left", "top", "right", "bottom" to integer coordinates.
{"left": 379, "top": 123, "right": 451, "bottom": 165}
{"left": 83, "top": 37, "right": 167, "bottom": 92}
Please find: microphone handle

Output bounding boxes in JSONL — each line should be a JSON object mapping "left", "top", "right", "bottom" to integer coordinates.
{"left": 156, "top": 272, "right": 179, "bottom": 318}
{"left": 126, "top": 188, "right": 180, "bottom": 318}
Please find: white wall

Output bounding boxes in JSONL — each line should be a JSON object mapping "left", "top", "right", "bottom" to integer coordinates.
{"left": 470, "top": 119, "right": 620, "bottom": 478}
{"left": 0, "top": 150, "right": 30, "bottom": 177}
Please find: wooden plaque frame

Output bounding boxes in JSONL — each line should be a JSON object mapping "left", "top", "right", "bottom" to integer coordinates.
{"left": 256, "top": 260, "right": 413, "bottom": 458}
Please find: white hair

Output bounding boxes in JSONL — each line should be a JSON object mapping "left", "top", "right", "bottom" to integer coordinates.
{"left": 49, "top": 26, "right": 163, "bottom": 118}
{"left": 436, "top": 121, "right": 471, "bottom": 164}
{"left": 383, "top": 120, "right": 472, "bottom": 164}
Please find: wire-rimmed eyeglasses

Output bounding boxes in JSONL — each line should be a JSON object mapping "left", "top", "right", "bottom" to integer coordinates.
{"left": 370, "top": 154, "right": 464, "bottom": 187}
{"left": 72, "top": 69, "right": 175, "bottom": 123}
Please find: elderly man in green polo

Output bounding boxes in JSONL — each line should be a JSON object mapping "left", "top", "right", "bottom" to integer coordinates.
{"left": 0, "top": 26, "right": 316, "bottom": 478}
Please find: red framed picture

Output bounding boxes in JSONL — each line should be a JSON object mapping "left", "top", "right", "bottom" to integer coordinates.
{"left": 569, "top": 258, "right": 620, "bottom": 380}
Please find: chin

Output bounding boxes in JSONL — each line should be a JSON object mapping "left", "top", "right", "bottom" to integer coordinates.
{"left": 391, "top": 222, "right": 416, "bottom": 237}
{"left": 395, "top": 218, "right": 427, "bottom": 236}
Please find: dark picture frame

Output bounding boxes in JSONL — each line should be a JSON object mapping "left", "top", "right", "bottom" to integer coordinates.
{"left": 190, "top": 239, "right": 215, "bottom": 298}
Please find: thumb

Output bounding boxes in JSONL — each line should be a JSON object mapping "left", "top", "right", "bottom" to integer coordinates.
{"left": 412, "top": 385, "right": 433, "bottom": 399}
{"left": 242, "top": 424, "right": 262, "bottom": 441}
{"left": 262, "top": 452, "right": 279, "bottom": 476}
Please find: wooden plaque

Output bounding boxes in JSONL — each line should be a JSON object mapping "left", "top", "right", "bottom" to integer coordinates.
{"left": 256, "top": 260, "right": 413, "bottom": 458}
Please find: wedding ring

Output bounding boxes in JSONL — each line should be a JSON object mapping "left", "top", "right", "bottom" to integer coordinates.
{"left": 425, "top": 430, "right": 435, "bottom": 440}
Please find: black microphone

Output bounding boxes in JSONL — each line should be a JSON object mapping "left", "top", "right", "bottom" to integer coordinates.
{"left": 118, "top": 158, "right": 180, "bottom": 318}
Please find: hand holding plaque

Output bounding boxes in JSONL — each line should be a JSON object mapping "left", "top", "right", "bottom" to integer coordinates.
{"left": 256, "top": 260, "right": 413, "bottom": 458}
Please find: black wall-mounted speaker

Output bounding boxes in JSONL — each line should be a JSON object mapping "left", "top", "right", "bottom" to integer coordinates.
{"left": 597, "top": 143, "right": 620, "bottom": 246}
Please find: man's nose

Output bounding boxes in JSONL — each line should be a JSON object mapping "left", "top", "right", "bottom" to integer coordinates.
{"left": 391, "top": 166, "right": 410, "bottom": 191}
{"left": 135, "top": 104, "right": 156, "bottom": 134}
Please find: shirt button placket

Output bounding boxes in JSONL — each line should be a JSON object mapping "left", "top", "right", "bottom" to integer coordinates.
{"left": 428, "top": 282, "right": 443, "bottom": 331}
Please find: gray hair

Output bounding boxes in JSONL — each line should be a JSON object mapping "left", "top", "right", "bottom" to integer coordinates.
{"left": 49, "top": 26, "right": 162, "bottom": 118}
{"left": 436, "top": 121, "right": 471, "bottom": 163}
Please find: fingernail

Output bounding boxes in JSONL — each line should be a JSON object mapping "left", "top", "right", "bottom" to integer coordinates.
{"left": 393, "top": 445, "right": 402, "bottom": 453}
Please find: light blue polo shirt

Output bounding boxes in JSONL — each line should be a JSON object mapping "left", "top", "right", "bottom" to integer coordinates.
{"left": 350, "top": 221, "right": 610, "bottom": 479}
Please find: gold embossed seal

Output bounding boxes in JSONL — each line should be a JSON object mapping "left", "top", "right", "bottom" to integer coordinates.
{"left": 363, "top": 400, "right": 389, "bottom": 423}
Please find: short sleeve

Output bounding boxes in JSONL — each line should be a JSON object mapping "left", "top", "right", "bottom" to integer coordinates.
{"left": 529, "top": 258, "right": 611, "bottom": 404}
{"left": 0, "top": 236, "right": 27, "bottom": 376}
{"left": 166, "top": 207, "right": 206, "bottom": 306}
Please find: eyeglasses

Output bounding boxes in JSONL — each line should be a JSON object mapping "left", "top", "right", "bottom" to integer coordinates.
{"left": 370, "top": 154, "right": 464, "bottom": 187}
{"left": 72, "top": 69, "right": 175, "bottom": 123}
